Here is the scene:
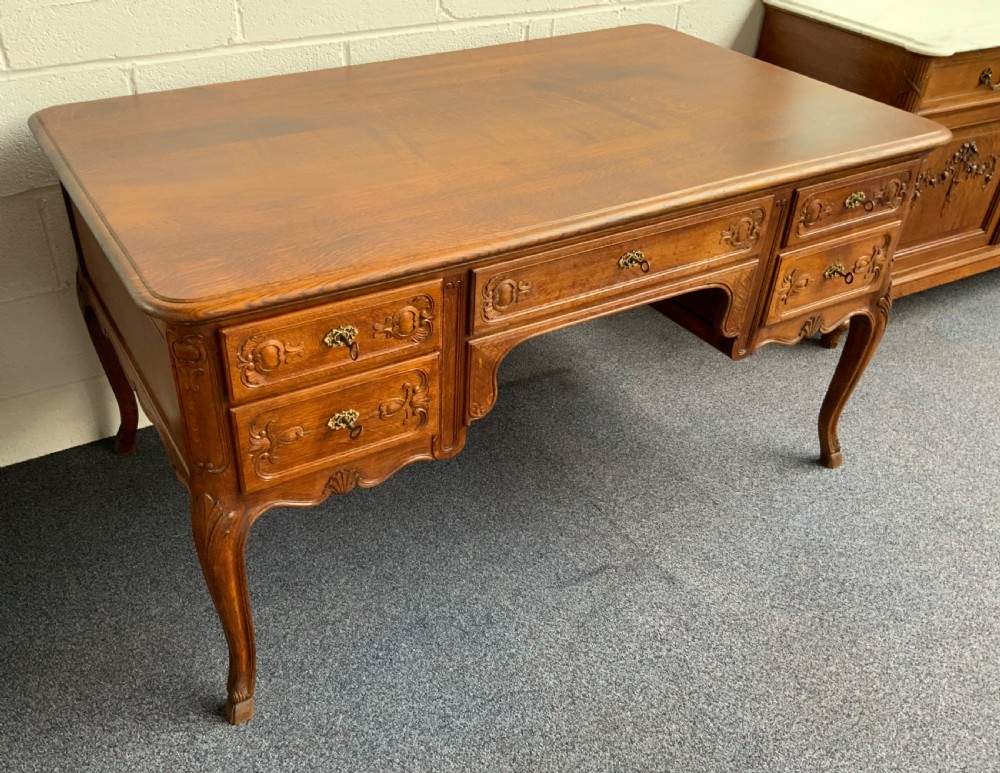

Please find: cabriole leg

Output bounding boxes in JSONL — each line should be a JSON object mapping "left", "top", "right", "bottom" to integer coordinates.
{"left": 818, "top": 298, "right": 890, "bottom": 468}
{"left": 190, "top": 493, "right": 256, "bottom": 724}
{"left": 77, "top": 278, "right": 139, "bottom": 455}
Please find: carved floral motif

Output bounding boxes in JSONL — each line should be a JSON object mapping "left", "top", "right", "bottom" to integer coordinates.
{"left": 797, "top": 195, "right": 833, "bottom": 235}
{"left": 482, "top": 276, "right": 531, "bottom": 320}
{"left": 171, "top": 335, "right": 207, "bottom": 392}
{"left": 378, "top": 371, "right": 430, "bottom": 428}
{"left": 779, "top": 269, "right": 811, "bottom": 305}
{"left": 237, "top": 337, "right": 304, "bottom": 387}
{"left": 169, "top": 332, "right": 230, "bottom": 474}
{"left": 247, "top": 420, "right": 307, "bottom": 479}
{"left": 374, "top": 295, "right": 434, "bottom": 342}
{"left": 720, "top": 208, "right": 765, "bottom": 250}
{"left": 203, "top": 493, "right": 238, "bottom": 551}
{"left": 912, "top": 141, "right": 998, "bottom": 213}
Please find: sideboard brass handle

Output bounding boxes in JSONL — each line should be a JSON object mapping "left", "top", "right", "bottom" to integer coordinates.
{"left": 824, "top": 262, "right": 854, "bottom": 284}
{"left": 327, "top": 409, "right": 363, "bottom": 439}
{"left": 844, "top": 191, "right": 867, "bottom": 209}
{"left": 323, "top": 325, "right": 359, "bottom": 360}
{"left": 979, "top": 68, "right": 1000, "bottom": 91}
{"left": 618, "top": 249, "right": 650, "bottom": 273}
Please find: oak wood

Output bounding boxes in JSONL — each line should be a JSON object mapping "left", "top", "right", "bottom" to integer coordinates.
{"left": 765, "top": 225, "right": 899, "bottom": 324}
{"left": 757, "top": 7, "right": 1000, "bottom": 299}
{"left": 31, "top": 25, "right": 945, "bottom": 322}
{"left": 31, "top": 26, "right": 950, "bottom": 724}
{"left": 220, "top": 279, "right": 442, "bottom": 402}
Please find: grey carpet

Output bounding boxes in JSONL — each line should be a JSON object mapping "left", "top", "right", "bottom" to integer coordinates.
{"left": 1, "top": 271, "right": 999, "bottom": 772}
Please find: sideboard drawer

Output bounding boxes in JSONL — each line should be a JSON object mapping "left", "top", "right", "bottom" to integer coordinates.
{"left": 921, "top": 49, "right": 1000, "bottom": 110}
{"left": 221, "top": 280, "right": 441, "bottom": 401}
{"left": 472, "top": 196, "right": 773, "bottom": 332}
{"left": 765, "top": 224, "right": 900, "bottom": 325}
{"left": 786, "top": 162, "right": 916, "bottom": 247}
{"left": 230, "top": 355, "right": 440, "bottom": 492}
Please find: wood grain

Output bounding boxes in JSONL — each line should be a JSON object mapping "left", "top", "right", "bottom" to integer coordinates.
{"left": 31, "top": 24, "right": 947, "bottom": 321}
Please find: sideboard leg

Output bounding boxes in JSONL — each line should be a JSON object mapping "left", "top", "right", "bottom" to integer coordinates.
{"left": 190, "top": 493, "right": 256, "bottom": 724}
{"left": 78, "top": 283, "right": 139, "bottom": 456}
{"left": 818, "top": 300, "right": 890, "bottom": 468}
{"left": 819, "top": 322, "right": 848, "bottom": 350}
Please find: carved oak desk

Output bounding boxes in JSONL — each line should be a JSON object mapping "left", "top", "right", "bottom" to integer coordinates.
{"left": 29, "top": 25, "right": 949, "bottom": 724}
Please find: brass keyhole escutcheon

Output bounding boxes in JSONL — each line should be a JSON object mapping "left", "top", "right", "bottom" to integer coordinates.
{"left": 980, "top": 67, "right": 1000, "bottom": 91}
{"left": 323, "top": 325, "right": 360, "bottom": 360}
{"left": 824, "top": 262, "right": 854, "bottom": 284}
{"left": 844, "top": 191, "right": 867, "bottom": 209}
{"left": 327, "top": 409, "right": 363, "bottom": 439}
{"left": 618, "top": 249, "right": 650, "bottom": 273}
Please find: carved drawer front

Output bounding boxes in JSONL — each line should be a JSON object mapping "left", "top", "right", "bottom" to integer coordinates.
{"left": 220, "top": 280, "right": 442, "bottom": 401}
{"left": 765, "top": 224, "right": 900, "bottom": 325}
{"left": 230, "top": 355, "right": 439, "bottom": 492}
{"left": 787, "top": 162, "right": 917, "bottom": 247}
{"left": 920, "top": 49, "right": 1000, "bottom": 111}
{"left": 471, "top": 196, "right": 773, "bottom": 333}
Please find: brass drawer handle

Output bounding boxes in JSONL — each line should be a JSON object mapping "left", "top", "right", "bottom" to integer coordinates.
{"left": 824, "top": 262, "right": 855, "bottom": 284}
{"left": 618, "top": 249, "right": 650, "bottom": 273}
{"left": 979, "top": 68, "right": 1000, "bottom": 91}
{"left": 327, "top": 409, "right": 362, "bottom": 439}
{"left": 323, "top": 325, "right": 359, "bottom": 360}
{"left": 844, "top": 191, "right": 867, "bottom": 209}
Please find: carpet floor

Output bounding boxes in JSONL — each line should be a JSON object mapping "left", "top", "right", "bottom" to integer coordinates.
{"left": 1, "top": 271, "right": 998, "bottom": 772}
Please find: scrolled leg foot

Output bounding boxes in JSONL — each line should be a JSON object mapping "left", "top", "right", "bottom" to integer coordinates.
{"left": 224, "top": 696, "right": 255, "bottom": 725}
{"left": 820, "top": 449, "right": 843, "bottom": 469}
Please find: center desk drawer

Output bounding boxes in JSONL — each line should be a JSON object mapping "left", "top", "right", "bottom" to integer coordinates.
{"left": 472, "top": 196, "right": 773, "bottom": 332}
{"left": 765, "top": 224, "right": 900, "bottom": 325}
{"left": 231, "top": 355, "right": 440, "bottom": 492}
{"left": 221, "top": 280, "right": 442, "bottom": 401}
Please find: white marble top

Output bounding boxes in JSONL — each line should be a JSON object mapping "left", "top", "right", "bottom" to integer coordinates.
{"left": 764, "top": 0, "right": 1000, "bottom": 56}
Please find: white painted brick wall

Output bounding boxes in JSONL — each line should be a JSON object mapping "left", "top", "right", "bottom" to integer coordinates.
{"left": 0, "top": 0, "right": 760, "bottom": 466}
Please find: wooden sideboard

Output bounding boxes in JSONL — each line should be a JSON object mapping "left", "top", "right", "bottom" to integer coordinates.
{"left": 757, "top": 3, "right": 1000, "bottom": 299}
{"left": 29, "top": 25, "right": 949, "bottom": 724}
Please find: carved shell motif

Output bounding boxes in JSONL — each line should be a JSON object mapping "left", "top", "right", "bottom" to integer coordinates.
{"left": 482, "top": 276, "right": 531, "bottom": 320}
{"left": 324, "top": 469, "right": 361, "bottom": 496}
{"left": 374, "top": 295, "right": 434, "bottom": 343}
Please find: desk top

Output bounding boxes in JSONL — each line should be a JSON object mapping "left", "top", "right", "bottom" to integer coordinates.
{"left": 764, "top": 1, "right": 1000, "bottom": 57}
{"left": 31, "top": 25, "right": 948, "bottom": 321}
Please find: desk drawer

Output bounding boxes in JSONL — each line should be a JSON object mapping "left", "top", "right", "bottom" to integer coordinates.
{"left": 231, "top": 355, "right": 439, "bottom": 492}
{"left": 787, "top": 162, "right": 916, "bottom": 247}
{"left": 472, "top": 197, "right": 773, "bottom": 332}
{"left": 221, "top": 280, "right": 441, "bottom": 401}
{"left": 921, "top": 49, "right": 1000, "bottom": 110}
{"left": 765, "top": 224, "right": 899, "bottom": 325}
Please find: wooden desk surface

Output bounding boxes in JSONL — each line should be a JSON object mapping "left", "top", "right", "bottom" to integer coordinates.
{"left": 31, "top": 25, "right": 947, "bottom": 321}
